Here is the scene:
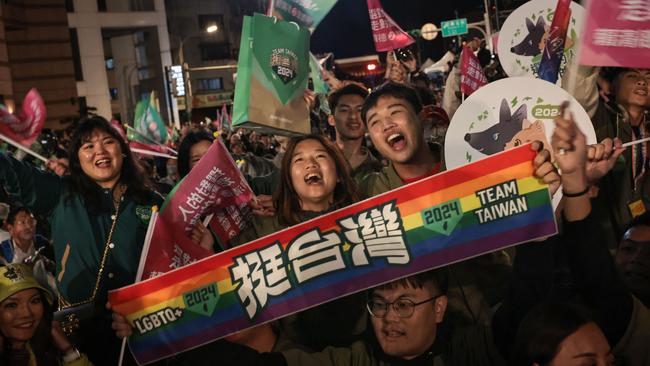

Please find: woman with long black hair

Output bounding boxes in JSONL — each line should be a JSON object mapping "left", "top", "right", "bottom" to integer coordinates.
{"left": 0, "top": 116, "right": 162, "bottom": 365}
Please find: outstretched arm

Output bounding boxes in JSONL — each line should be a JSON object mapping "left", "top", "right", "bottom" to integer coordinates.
{"left": 0, "top": 152, "right": 63, "bottom": 214}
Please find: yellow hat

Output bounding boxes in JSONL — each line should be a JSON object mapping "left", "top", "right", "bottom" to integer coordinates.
{"left": 0, "top": 264, "right": 53, "bottom": 305}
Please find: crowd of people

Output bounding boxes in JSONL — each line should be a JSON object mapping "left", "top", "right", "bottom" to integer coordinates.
{"left": 0, "top": 39, "right": 648, "bottom": 366}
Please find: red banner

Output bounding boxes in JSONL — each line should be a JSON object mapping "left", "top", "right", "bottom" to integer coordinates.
{"left": 460, "top": 47, "right": 488, "bottom": 96}
{"left": 0, "top": 89, "right": 46, "bottom": 146}
{"left": 141, "top": 139, "right": 255, "bottom": 279}
{"left": 366, "top": 0, "right": 414, "bottom": 52}
{"left": 579, "top": 0, "right": 650, "bottom": 68}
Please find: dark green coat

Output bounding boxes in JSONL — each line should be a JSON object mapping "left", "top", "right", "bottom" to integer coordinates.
{"left": 0, "top": 153, "right": 161, "bottom": 305}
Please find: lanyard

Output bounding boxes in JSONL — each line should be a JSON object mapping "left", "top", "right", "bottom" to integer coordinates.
{"left": 631, "top": 115, "right": 648, "bottom": 191}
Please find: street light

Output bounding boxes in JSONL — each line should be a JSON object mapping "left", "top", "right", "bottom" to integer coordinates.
{"left": 206, "top": 24, "right": 218, "bottom": 33}
{"left": 178, "top": 24, "right": 219, "bottom": 118}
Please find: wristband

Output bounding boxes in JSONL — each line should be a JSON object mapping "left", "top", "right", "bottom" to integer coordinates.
{"left": 563, "top": 186, "right": 590, "bottom": 197}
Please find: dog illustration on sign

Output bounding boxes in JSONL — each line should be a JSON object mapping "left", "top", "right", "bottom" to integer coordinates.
{"left": 464, "top": 99, "right": 527, "bottom": 155}
{"left": 505, "top": 119, "right": 553, "bottom": 160}
{"left": 511, "top": 17, "right": 547, "bottom": 57}
{"left": 511, "top": 16, "right": 576, "bottom": 58}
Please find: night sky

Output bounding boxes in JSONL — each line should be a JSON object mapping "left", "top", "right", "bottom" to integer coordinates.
{"left": 310, "top": 0, "right": 484, "bottom": 61}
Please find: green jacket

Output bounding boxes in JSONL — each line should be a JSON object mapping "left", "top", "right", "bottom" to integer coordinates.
{"left": 281, "top": 324, "right": 504, "bottom": 366}
{"left": 359, "top": 160, "right": 404, "bottom": 198}
{"left": 360, "top": 142, "right": 444, "bottom": 197}
{"left": 0, "top": 153, "right": 161, "bottom": 305}
{"left": 351, "top": 150, "right": 384, "bottom": 188}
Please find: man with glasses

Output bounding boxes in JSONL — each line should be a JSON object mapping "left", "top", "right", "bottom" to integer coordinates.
{"left": 0, "top": 206, "right": 50, "bottom": 265}
{"left": 152, "top": 268, "right": 506, "bottom": 365}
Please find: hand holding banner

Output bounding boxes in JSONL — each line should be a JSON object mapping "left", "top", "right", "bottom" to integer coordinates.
{"left": 110, "top": 144, "right": 557, "bottom": 365}
{"left": 140, "top": 139, "right": 255, "bottom": 280}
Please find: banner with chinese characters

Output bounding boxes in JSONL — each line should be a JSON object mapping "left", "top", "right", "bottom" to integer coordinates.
{"left": 109, "top": 144, "right": 557, "bottom": 365}
{"left": 460, "top": 47, "right": 488, "bottom": 96}
{"left": 140, "top": 139, "right": 254, "bottom": 279}
{"left": 579, "top": 0, "right": 650, "bottom": 68}
{"left": 272, "top": 0, "right": 338, "bottom": 31}
{"left": 366, "top": 0, "right": 414, "bottom": 52}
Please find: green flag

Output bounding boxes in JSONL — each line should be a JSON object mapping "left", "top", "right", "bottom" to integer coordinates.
{"left": 273, "top": 0, "right": 338, "bottom": 31}
{"left": 130, "top": 92, "right": 168, "bottom": 144}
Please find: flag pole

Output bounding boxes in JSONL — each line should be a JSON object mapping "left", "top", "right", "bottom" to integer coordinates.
{"left": 131, "top": 147, "right": 178, "bottom": 160}
{"left": 0, "top": 133, "right": 48, "bottom": 162}
{"left": 117, "top": 208, "right": 159, "bottom": 366}
{"left": 124, "top": 124, "right": 178, "bottom": 155}
{"left": 267, "top": 0, "right": 275, "bottom": 16}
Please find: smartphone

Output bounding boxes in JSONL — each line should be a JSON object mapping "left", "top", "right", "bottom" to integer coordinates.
{"left": 395, "top": 48, "right": 414, "bottom": 63}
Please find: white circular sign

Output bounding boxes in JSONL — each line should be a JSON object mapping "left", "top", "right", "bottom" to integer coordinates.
{"left": 421, "top": 23, "right": 439, "bottom": 41}
{"left": 498, "top": 0, "right": 585, "bottom": 82}
{"left": 444, "top": 77, "right": 597, "bottom": 207}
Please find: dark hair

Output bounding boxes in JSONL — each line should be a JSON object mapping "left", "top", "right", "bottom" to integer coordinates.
{"left": 1, "top": 289, "right": 58, "bottom": 366}
{"left": 373, "top": 267, "right": 449, "bottom": 295}
{"left": 67, "top": 116, "right": 153, "bottom": 213}
{"left": 411, "top": 72, "right": 432, "bottom": 89}
{"left": 512, "top": 303, "right": 597, "bottom": 366}
{"left": 5, "top": 206, "right": 31, "bottom": 226}
{"left": 328, "top": 84, "right": 369, "bottom": 112}
{"left": 274, "top": 134, "right": 360, "bottom": 226}
{"left": 361, "top": 82, "right": 423, "bottom": 124}
{"left": 601, "top": 67, "right": 632, "bottom": 84}
{"left": 177, "top": 129, "right": 214, "bottom": 178}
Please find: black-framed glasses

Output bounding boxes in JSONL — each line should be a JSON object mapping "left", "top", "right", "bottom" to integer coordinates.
{"left": 366, "top": 295, "right": 440, "bottom": 318}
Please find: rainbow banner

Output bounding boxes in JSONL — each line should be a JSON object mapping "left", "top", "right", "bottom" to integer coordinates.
{"left": 109, "top": 144, "right": 557, "bottom": 365}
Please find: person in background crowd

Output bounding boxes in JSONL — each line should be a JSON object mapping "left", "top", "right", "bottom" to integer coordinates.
{"left": 512, "top": 303, "right": 614, "bottom": 366}
{"left": 0, "top": 264, "right": 92, "bottom": 366}
{"left": 0, "top": 203, "right": 10, "bottom": 243}
{"left": 327, "top": 84, "right": 382, "bottom": 183}
{"left": 567, "top": 66, "right": 650, "bottom": 248}
{"left": 0, "top": 116, "right": 162, "bottom": 365}
{"left": 617, "top": 213, "right": 650, "bottom": 308}
{"left": 0, "top": 206, "right": 51, "bottom": 266}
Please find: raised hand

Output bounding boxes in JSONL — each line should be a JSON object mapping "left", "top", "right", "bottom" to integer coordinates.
{"left": 585, "top": 137, "right": 625, "bottom": 184}
{"left": 531, "top": 141, "right": 561, "bottom": 196}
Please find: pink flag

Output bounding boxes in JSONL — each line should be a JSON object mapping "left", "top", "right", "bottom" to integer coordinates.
{"left": 366, "top": 0, "right": 414, "bottom": 52}
{"left": 579, "top": 0, "right": 650, "bottom": 68}
{"left": 220, "top": 104, "right": 231, "bottom": 130}
{"left": 213, "top": 109, "right": 222, "bottom": 131}
{"left": 110, "top": 119, "right": 127, "bottom": 141}
{"left": 0, "top": 89, "right": 46, "bottom": 146}
{"left": 129, "top": 140, "right": 169, "bottom": 154}
{"left": 140, "top": 139, "right": 255, "bottom": 279}
{"left": 460, "top": 47, "right": 488, "bottom": 96}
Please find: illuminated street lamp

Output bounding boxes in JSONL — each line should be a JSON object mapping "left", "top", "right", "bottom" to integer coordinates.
{"left": 206, "top": 24, "right": 218, "bottom": 33}
{"left": 178, "top": 24, "right": 219, "bottom": 116}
